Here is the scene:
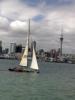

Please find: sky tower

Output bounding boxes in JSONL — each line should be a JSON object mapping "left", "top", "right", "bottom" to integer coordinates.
{"left": 60, "top": 27, "right": 64, "bottom": 57}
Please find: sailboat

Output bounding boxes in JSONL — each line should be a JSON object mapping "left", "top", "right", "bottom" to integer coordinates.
{"left": 8, "top": 20, "right": 39, "bottom": 73}
{"left": 8, "top": 39, "right": 39, "bottom": 73}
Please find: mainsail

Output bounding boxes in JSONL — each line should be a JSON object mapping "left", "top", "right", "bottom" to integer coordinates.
{"left": 19, "top": 37, "right": 28, "bottom": 67}
{"left": 30, "top": 45, "right": 39, "bottom": 70}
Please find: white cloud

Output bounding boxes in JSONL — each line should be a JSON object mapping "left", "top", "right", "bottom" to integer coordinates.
{"left": 10, "top": 20, "right": 27, "bottom": 32}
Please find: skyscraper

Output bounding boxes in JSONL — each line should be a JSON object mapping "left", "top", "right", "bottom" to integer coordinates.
{"left": 10, "top": 43, "right": 16, "bottom": 54}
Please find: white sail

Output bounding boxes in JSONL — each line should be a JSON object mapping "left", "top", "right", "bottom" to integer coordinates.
{"left": 19, "top": 38, "right": 28, "bottom": 67}
{"left": 30, "top": 45, "right": 39, "bottom": 70}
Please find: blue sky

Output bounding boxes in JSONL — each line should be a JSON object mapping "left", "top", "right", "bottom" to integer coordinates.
{"left": 0, "top": 0, "right": 75, "bottom": 53}
{"left": 32, "top": 15, "right": 45, "bottom": 22}
{"left": 22, "top": 0, "right": 40, "bottom": 6}
{"left": 22, "top": 0, "right": 74, "bottom": 6}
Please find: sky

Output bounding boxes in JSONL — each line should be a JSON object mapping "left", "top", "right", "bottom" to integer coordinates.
{"left": 0, "top": 0, "right": 75, "bottom": 53}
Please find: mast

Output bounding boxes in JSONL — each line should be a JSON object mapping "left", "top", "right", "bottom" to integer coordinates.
{"left": 19, "top": 19, "right": 30, "bottom": 67}
{"left": 28, "top": 19, "right": 30, "bottom": 49}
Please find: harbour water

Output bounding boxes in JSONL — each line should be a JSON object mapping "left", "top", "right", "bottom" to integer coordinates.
{"left": 0, "top": 59, "right": 75, "bottom": 100}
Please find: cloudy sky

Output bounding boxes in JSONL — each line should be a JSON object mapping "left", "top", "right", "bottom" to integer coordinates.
{"left": 0, "top": 0, "right": 75, "bottom": 53}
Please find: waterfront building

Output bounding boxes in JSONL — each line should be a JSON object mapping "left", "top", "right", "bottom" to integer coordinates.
{"left": 10, "top": 43, "right": 16, "bottom": 54}
{"left": 50, "top": 49, "right": 57, "bottom": 58}
{"left": 2, "top": 48, "right": 9, "bottom": 54}
{"left": 0, "top": 41, "right": 2, "bottom": 54}
{"left": 37, "top": 49, "right": 45, "bottom": 59}
{"left": 15, "top": 44, "right": 22, "bottom": 53}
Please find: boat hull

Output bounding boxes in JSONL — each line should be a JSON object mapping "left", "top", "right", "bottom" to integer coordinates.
{"left": 8, "top": 68, "right": 40, "bottom": 73}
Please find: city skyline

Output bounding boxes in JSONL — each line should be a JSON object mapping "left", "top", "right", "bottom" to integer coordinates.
{"left": 0, "top": 0, "right": 75, "bottom": 54}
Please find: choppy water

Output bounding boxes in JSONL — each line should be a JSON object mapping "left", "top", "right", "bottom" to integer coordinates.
{"left": 0, "top": 59, "right": 75, "bottom": 100}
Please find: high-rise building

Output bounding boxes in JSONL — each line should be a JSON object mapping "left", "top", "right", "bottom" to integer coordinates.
{"left": 10, "top": 43, "right": 16, "bottom": 54}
